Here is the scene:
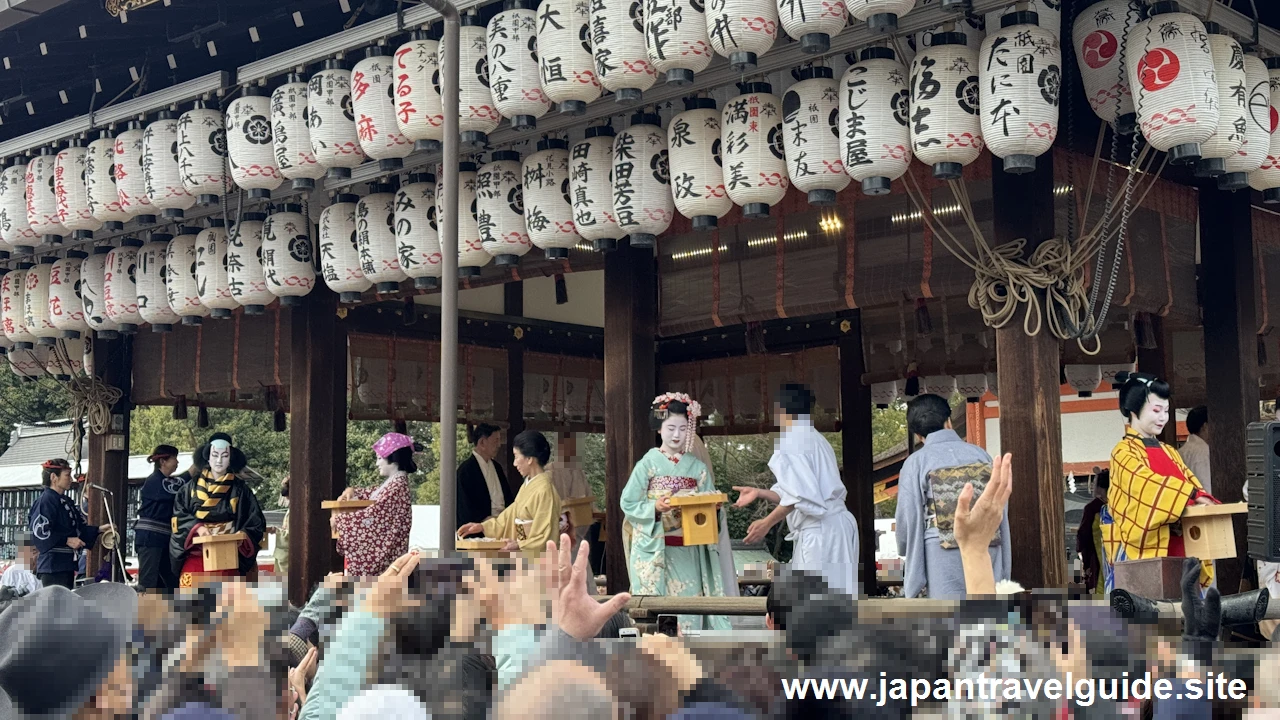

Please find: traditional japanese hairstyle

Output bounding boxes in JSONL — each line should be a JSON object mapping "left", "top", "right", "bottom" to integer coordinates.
{"left": 1114, "top": 371, "right": 1171, "bottom": 422}
{"left": 650, "top": 392, "right": 702, "bottom": 453}
{"left": 40, "top": 458, "right": 71, "bottom": 487}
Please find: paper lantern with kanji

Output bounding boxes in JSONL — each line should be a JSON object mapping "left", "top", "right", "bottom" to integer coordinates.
{"left": 166, "top": 228, "right": 210, "bottom": 325}
{"left": 137, "top": 235, "right": 181, "bottom": 332}
{"left": 227, "top": 89, "right": 283, "bottom": 198}
{"left": 523, "top": 138, "right": 580, "bottom": 258}
{"left": 49, "top": 254, "right": 89, "bottom": 339}
{"left": 842, "top": 47, "right": 911, "bottom": 195}
{"left": 27, "top": 150, "right": 66, "bottom": 243}
{"left": 614, "top": 114, "right": 673, "bottom": 247}
{"left": 356, "top": 184, "right": 409, "bottom": 292}
{"left": 178, "top": 104, "right": 233, "bottom": 204}
{"left": 352, "top": 48, "right": 414, "bottom": 170}
{"left": 870, "top": 379, "right": 901, "bottom": 408}
{"left": 86, "top": 135, "right": 131, "bottom": 230}
{"left": 1221, "top": 54, "right": 1271, "bottom": 191}
{"left": 395, "top": 172, "right": 441, "bottom": 290}
{"left": 395, "top": 31, "right": 446, "bottom": 151}
{"left": 984, "top": 0, "right": 1058, "bottom": 46}
{"left": 272, "top": 75, "right": 326, "bottom": 191}
{"left": 320, "top": 194, "right": 372, "bottom": 302}
{"left": 1065, "top": 364, "right": 1102, "bottom": 397}
{"left": 262, "top": 204, "right": 315, "bottom": 305}
{"left": 489, "top": 1, "right": 550, "bottom": 131}
{"left": 570, "top": 126, "right": 622, "bottom": 251}
{"left": 645, "top": 0, "right": 713, "bottom": 85}
{"left": 105, "top": 240, "right": 145, "bottom": 334}
{"left": 196, "top": 220, "right": 236, "bottom": 319}
{"left": 777, "top": 0, "right": 845, "bottom": 54}
{"left": 23, "top": 259, "right": 58, "bottom": 344}
{"left": 0, "top": 161, "right": 36, "bottom": 252}
{"left": 910, "top": 33, "right": 983, "bottom": 180}
{"left": 1195, "top": 26, "right": 1248, "bottom": 178}
{"left": 1, "top": 267, "right": 34, "bottom": 348}
{"left": 309, "top": 61, "right": 369, "bottom": 180}
{"left": 1249, "top": 59, "right": 1280, "bottom": 203}
{"left": 477, "top": 151, "right": 532, "bottom": 265}
{"left": 536, "top": 0, "right": 599, "bottom": 114}
{"left": 142, "top": 113, "right": 196, "bottom": 221}
{"left": 56, "top": 143, "right": 101, "bottom": 241}
{"left": 846, "top": 0, "right": 912, "bottom": 34}
{"left": 722, "top": 85, "right": 788, "bottom": 219}
{"left": 452, "top": 17, "right": 502, "bottom": 148}
{"left": 227, "top": 213, "right": 274, "bottom": 314}
{"left": 1072, "top": 0, "right": 1140, "bottom": 133}
{"left": 668, "top": 98, "right": 730, "bottom": 230}
{"left": 1127, "top": 4, "right": 1219, "bottom": 163}
{"left": 115, "top": 121, "right": 156, "bottom": 223}
{"left": 705, "top": 0, "right": 776, "bottom": 72}
{"left": 591, "top": 0, "right": 656, "bottom": 102}
{"left": 80, "top": 248, "right": 120, "bottom": 338}
{"left": 441, "top": 162, "right": 491, "bottom": 276}
{"left": 979, "top": 12, "right": 1061, "bottom": 174}
{"left": 783, "top": 67, "right": 848, "bottom": 205}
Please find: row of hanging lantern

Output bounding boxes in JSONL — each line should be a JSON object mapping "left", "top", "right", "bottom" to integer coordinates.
{"left": 1, "top": 338, "right": 89, "bottom": 381}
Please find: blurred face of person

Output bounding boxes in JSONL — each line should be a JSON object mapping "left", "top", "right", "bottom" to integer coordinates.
{"left": 159, "top": 456, "right": 179, "bottom": 477}
{"left": 513, "top": 448, "right": 538, "bottom": 479}
{"left": 773, "top": 403, "right": 794, "bottom": 430}
{"left": 50, "top": 469, "right": 73, "bottom": 493}
{"left": 21, "top": 543, "right": 36, "bottom": 567}
{"left": 659, "top": 415, "right": 687, "bottom": 454}
{"left": 1130, "top": 396, "right": 1169, "bottom": 438}
{"left": 209, "top": 444, "right": 231, "bottom": 475}
{"left": 476, "top": 431, "right": 503, "bottom": 461}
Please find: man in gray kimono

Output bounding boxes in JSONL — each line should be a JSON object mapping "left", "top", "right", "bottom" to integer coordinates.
{"left": 895, "top": 394, "right": 1012, "bottom": 599}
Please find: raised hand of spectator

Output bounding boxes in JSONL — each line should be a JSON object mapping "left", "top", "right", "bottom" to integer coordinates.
{"left": 359, "top": 550, "right": 421, "bottom": 619}
{"left": 955, "top": 453, "right": 1013, "bottom": 552}
{"left": 543, "top": 533, "right": 631, "bottom": 640}
{"left": 218, "top": 581, "right": 270, "bottom": 668}
{"left": 289, "top": 645, "right": 318, "bottom": 716}
{"left": 466, "top": 555, "right": 548, "bottom": 630}
{"left": 1180, "top": 558, "right": 1220, "bottom": 666}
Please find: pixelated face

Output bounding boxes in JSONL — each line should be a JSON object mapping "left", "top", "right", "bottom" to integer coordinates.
{"left": 773, "top": 403, "right": 789, "bottom": 429}
{"left": 1133, "top": 395, "right": 1169, "bottom": 438}
{"left": 160, "top": 456, "right": 180, "bottom": 476}
{"left": 659, "top": 415, "right": 686, "bottom": 452}
{"left": 209, "top": 444, "right": 231, "bottom": 475}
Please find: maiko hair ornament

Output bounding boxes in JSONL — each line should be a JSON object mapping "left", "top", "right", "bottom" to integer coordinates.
{"left": 651, "top": 392, "right": 702, "bottom": 453}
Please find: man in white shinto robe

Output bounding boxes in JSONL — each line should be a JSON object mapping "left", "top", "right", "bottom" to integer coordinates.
{"left": 734, "top": 383, "right": 860, "bottom": 596}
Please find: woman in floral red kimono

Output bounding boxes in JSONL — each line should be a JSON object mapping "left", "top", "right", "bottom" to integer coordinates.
{"left": 333, "top": 432, "right": 416, "bottom": 576}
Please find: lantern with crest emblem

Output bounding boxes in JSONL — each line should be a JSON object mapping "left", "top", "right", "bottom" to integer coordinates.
{"left": 227, "top": 212, "right": 274, "bottom": 314}
{"left": 979, "top": 12, "right": 1062, "bottom": 174}
{"left": 23, "top": 258, "right": 58, "bottom": 344}
{"left": 80, "top": 247, "right": 120, "bottom": 338}
{"left": 2, "top": 266, "right": 34, "bottom": 348}
{"left": 722, "top": 84, "right": 788, "bottom": 219}
{"left": 910, "top": 33, "right": 983, "bottom": 179}
{"left": 646, "top": 0, "right": 713, "bottom": 85}
{"left": 137, "top": 235, "right": 181, "bottom": 332}
{"left": 353, "top": 47, "right": 414, "bottom": 170}
{"left": 143, "top": 112, "right": 196, "bottom": 219}
{"left": 87, "top": 134, "right": 131, "bottom": 230}
{"left": 523, "top": 138, "right": 581, "bottom": 258}
{"left": 104, "top": 239, "right": 144, "bottom": 334}
{"left": 167, "top": 227, "right": 210, "bottom": 325}
{"left": 592, "top": 0, "right": 656, "bottom": 102}
{"left": 357, "top": 184, "right": 409, "bottom": 293}
{"left": 227, "top": 89, "right": 284, "bottom": 198}
{"left": 56, "top": 142, "right": 101, "bottom": 241}
{"left": 115, "top": 120, "right": 156, "bottom": 223}
{"left": 396, "top": 172, "right": 442, "bottom": 290}
{"left": 783, "top": 67, "right": 848, "bottom": 205}
{"left": 842, "top": 47, "right": 911, "bottom": 195}
{"left": 1195, "top": 25, "right": 1248, "bottom": 177}
{"left": 489, "top": 0, "right": 550, "bottom": 131}
{"left": 309, "top": 60, "right": 369, "bottom": 180}
{"left": 452, "top": 16, "right": 503, "bottom": 149}
{"left": 49, "top": 254, "right": 89, "bottom": 339}
{"left": 1072, "top": 0, "right": 1140, "bottom": 133}
{"left": 777, "top": 0, "right": 845, "bottom": 54}
{"left": 614, "top": 113, "right": 672, "bottom": 247}
{"left": 197, "top": 220, "right": 237, "bottom": 319}
{"left": 1221, "top": 54, "right": 1271, "bottom": 191}
{"left": 537, "top": 0, "right": 599, "bottom": 114}
{"left": 320, "top": 193, "right": 372, "bottom": 302}
{"left": 273, "top": 74, "right": 327, "bottom": 191}
{"left": 1, "top": 160, "right": 37, "bottom": 252}
{"left": 705, "top": 0, "right": 777, "bottom": 71}
{"left": 178, "top": 103, "right": 233, "bottom": 204}
{"left": 395, "top": 30, "right": 446, "bottom": 151}
{"left": 262, "top": 204, "right": 315, "bottom": 305}
{"left": 570, "top": 126, "right": 622, "bottom": 251}
{"left": 1127, "top": 3, "right": 1219, "bottom": 163}
{"left": 668, "top": 97, "right": 730, "bottom": 229}
{"left": 441, "top": 162, "right": 491, "bottom": 276}
{"left": 28, "top": 149, "right": 66, "bottom": 244}
{"left": 1249, "top": 59, "right": 1280, "bottom": 202}
{"left": 477, "top": 151, "right": 532, "bottom": 265}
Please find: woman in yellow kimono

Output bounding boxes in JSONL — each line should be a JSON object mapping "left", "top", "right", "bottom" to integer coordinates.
{"left": 459, "top": 430, "right": 561, "bottom": 559}
{"left": 1103, "top": 372, "right": 1218, "bottom": 593}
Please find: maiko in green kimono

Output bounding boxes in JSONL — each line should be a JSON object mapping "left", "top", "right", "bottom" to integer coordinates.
{"left": 620, "top": 393, "right": 730, "bottom": 633}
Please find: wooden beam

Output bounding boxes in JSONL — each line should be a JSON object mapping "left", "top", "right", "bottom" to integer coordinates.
{"left": 1135, "top": 313, "right": 1178, "bottom": 445}
{"left": 1200, "top": 188, "right": 1258, "bottom": 594}
{"left": 657, "top": 313, "right": 849, "bottom": 364}
{"left": 838, "top": 322, "right": 878, "bottom": 595}
{"left": 992, "top": 152, "right": 1067, "bottom": 590}
{"left": 505, "top": 282, "right": 526, "bottom": 473}
{"left": 288, "top": 287, "right": 348, "bottom": 607}
{"left": 603, "top": 245, "right": 657, "bottom": 595}
{"left": 86, "top": 336, "right": 131, "bottom": 582}
{"left": 341, "top": 302, "right": 603, "bottom": 358}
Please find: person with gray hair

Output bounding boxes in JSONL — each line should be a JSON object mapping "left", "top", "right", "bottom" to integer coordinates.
{"left": 495, "top": 661, "right": 620, "bottom": 720}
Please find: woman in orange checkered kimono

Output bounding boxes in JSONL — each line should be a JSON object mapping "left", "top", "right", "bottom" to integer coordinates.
{"left": 1102, "top": 373, "right": 1218, "bottom": 593}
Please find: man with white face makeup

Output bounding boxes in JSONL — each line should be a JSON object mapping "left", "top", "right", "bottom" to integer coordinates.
{"left": 170, "top": 432, "right": 267, "bottom": 587}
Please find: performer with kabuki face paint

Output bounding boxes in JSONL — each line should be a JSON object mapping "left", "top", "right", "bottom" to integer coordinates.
{"left": 170, "top": 433, "right": 266, "bottom": 588}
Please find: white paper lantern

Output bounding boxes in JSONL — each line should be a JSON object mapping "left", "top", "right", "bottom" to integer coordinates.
{"left": 320, "top": 194, "right": 373, "bottom": 302}
{"left": 47, "top": 337, "right": 84, "bottom": 379}
{"left": 442, "top": 162, "right": 491, "bottom": 276}
{"left": 104, "top": 240, "right": 144, "bottom": 333}
{"left": 979, "top": 12, "right": 1061, "bottom": 174}
{"left": 0, "top": 161, "right": 37, "bottom": 252}
{"left": 921, "top": 374, "right": 956, "bottom": 397}
{"left": 142, "top": 113, "right": 196, "bottom": 221}
{"left": 86, "top": 135, "right": 131, "bottom": 230}
{"left": 395, "top": 172, "right": 442, "bottom": 289}
{"left": 614, "top": 113, "right": 674, "bottom": 246}
{"left": 1, "top": 267, "right": 34, "bottom": 348}
{"left": 81, "top": 335, "right": 94, "bottom": 376}
{"left": 166, "top": 228, "right": 211, "bottom": 325}
{"left": 646, "top": 0, "right": 713, "bottom": 85}
{"left": 536, "top": 0, "right": 599, "bottom": 114}
{"left": 870, "top": 379, "right": 901, "bottom": 408}
{"left": 489, "top": 2, "right": 550, "bottom": 131}
{"left": 1065, "top": 364, "right": 1102, "bottom": 397}
{"left": 722, "top": 85, "right": 788, "bottom": 219}
{"left": 227, "top": 90, "right": 284, "bottom": 198}
{"left": 55, "top": 144, "right": 101, "bottom": 240}
{"left": 42, "top": 338, "right": 68, "bottom": 379}
{"left": 668, "top": 98, "right": 731, "bottom": 229}
{"left": 356, "top": 185, "right": 409, "bottom": 292}
{"left": 1098, "top": 363, "right": 1132, "bottom": 387}
{"left": 846, "top": 0, "right": 911, "bottom": 34}
{"left": 782, "top": 67, "right": 849, "bottom": 205}
{"left": 1072, "top": 0, "right": 1140, "bottom": 132}
{"left": 1195, "top": 28, "right": 1248, "bottom": 177}
{"left": 570, "top": 127, "right": 623, "bottom": 251}
{"left": 705, "top": 0, "right": 777, "bottom": 72}
{"left": 272, "top": 76, "right": 327, "bottom": 192}
{"left": 777, "top": 0, "right": 844, "bottom": 55}
{"left": 178, "top": 105, "right": 233, "bottom": 204}
{"left": 115, "top": 122, "right": 157, "bottom": 222}
{"left": 1221, "top": 54, "right": 1271, "bottom": 191}
{"left": 1127, "top": 5, "right": 1219, "bottom": 163}
{"left": 477, "top": 151, "right": 532, "bottom": 264}
{"left": 523, "top": 138, "right": 581, "bottom": 258}
{"left": 1250, "top": 60, "right": 1280, "bottom": 203}
{"left": 262, "top": 204, "right": 315, "bottom": 305}
{"left": 842, "top": 47, "right": 912, "bottom": 195}
{"left": 955, "top": 373, "right": 989, "bottom": 403}
{"left": 910, "top": 15, "right": 986, "bottom": 70}
{"left": 985, "top": 0, "right": 1059, "bottom": 43}
{"left": 49, "top": 254, "right": 90, "bottom": 339}
{"left": 227, "top": 212, "right": 274, "bottom": 314}
{"left": 910, "top": 33, "right": 984, "bottom": 179}
{"left": 352, "top": 49, "right": 414, "bottom": 169}
{"left": 9, "top": 346, "right": 43, "bottom": 380}
{"left": 27, "top": 150, "right": 66, "bottom": 243}
{"left": 591, "top": 0, "right": 656, "bottom": 101}
{"left": 308, "top": 62, "right": 369, "bottom": 180}
{"left": 452, "top": 18, "right": 502, "bottom": 148}
{"left": 23, "top": 259, "right": 58, "bottom": 344}
{"left": 137, "top": 236, "right": 182, "bottom": 332}
{"left": 80, "top": 248, "right": 121, "bottom": 338}
{"left": 196, "top": 221, "right": 237, "bottom": 319}
{"left": 395, "top": 32, "right": 446, "bottom": 151}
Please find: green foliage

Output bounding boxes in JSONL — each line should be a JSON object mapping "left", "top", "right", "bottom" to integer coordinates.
{"left": 0, "top": 373, "right": 70, "bottom": 455}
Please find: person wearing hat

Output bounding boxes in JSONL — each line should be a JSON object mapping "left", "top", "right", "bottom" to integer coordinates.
{"left": 27, "top": 458, "right": 113, "bottom": 589}
{"left": 332, "top": 433, "right": 415, "bottom": 576}
{"left": 170, "top": 433, "right": 267, "bottom": 587}
{"left": 134, "top": 445, "right": 189, "bottom": 592}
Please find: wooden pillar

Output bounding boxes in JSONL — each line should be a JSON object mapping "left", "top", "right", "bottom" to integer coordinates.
{"left": 603, "top": 245, "right": 656, "bottom": 594}
{"left": 505, "top": 281, "right": 525, "bottom": 475}
{"left": 838, "top": 322, "right": 877, "bottom": 595}
{"left": 86, "top": 336, "right": 131, "bottom": 581}
{"left": 992, "top": 153, "right": 1067, "bottom": 590}
{"left": 1136, "top": 314, "right": 1178, "bottom": 445}
{"left": 288, "top": 287, "right": 348, "bottom": 607}
{"left": 1199, "top": 188, "right": 1257, "bottom": 593}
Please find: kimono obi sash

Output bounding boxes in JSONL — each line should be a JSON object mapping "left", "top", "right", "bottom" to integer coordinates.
{"left": 1144, "top": 443, "right": 1188, "bottom": 559}
{"left": 649, "top": 475, "right": 698, "bottom": 537}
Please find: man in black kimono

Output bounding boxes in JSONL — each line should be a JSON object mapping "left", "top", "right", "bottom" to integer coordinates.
{"left": 170, "top": 433, "right": 266, "bottom": 586}
{"left": 133, "top": 445, "right": 188, "bottom": 592}
{"left": 28, "top": 459, "right": 112, "bottom": 589}
{"left": 456, "top": 423, "right": 515, "bottom": 529}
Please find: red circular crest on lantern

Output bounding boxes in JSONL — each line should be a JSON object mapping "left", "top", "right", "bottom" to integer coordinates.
{"left": 1271, "top": 106, "right": 1278, "bottom": 134}
{"left": 1137, "top": 48, "right": 1180, "bottom": 92}
{"left": 1082, "top": 30, "right": 1118, "bottom": 70}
